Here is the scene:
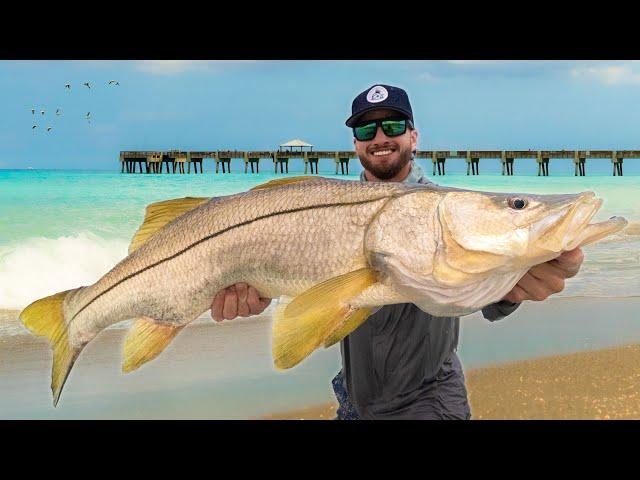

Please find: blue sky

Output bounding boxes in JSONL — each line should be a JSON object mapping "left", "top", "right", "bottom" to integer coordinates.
{"left": 2, "top": 60, "right": 640, "bottom": 170}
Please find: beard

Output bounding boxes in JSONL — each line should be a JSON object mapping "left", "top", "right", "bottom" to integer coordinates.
{"left": 359, "top": 145, "right": 413, "bottom": 180}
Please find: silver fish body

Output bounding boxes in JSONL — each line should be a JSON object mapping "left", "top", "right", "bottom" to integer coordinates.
{"left": 20, "top": 176, "right": 627, "bottom": 405}
{"left": 63, "top": 179, "right": 416, "bottom": 346}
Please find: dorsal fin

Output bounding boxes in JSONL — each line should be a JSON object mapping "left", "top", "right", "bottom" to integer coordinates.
{"left": 129, "top": 197, "right": 210, "bottom": 253}
{"left": 250, "top": 176, "right": 324, "bottom": 191}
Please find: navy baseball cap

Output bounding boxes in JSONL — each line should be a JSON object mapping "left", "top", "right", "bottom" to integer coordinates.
{"left": 345, "top": 84, "right": 414, "bottom": 127}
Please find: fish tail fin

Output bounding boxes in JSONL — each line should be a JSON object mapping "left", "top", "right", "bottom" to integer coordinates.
{"left": 19, "top": 288, "right": 84, "bottom": 407}
{"left": 122, "top": 317, "right": 184, "bottom": 373}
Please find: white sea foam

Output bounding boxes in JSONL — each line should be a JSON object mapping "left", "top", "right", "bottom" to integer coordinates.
{"left": 0, "top": 233, "right": 129, "bottom": 310}
{"left": 0, "top": 223, "right": 638, "bottom": 314}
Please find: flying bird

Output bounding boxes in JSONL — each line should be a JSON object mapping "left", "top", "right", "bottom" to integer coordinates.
{"left": 32, "top": 125, "right": 37, "bottom": 129}
{"left": 41, "top": 110, "right": 45, "bottom": 116}
{"left": 65, "top": 83, "right": 71, "bottom": 90}
{"left": 83, "top": 82, "right": 91, "bottom": 89}
{"left": 47, "top": 127, "right": 52, "bottom": 132}
{"left": 108, "top": 80, "right": 119, "bottom": 85}
{"left": 31, "top": 108, "right": 35, "bottom": 115}
{"left": 56, "top": 109, "right": 61, "bottom": 116}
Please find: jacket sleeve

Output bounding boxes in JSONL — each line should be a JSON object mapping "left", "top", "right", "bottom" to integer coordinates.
{"left": 481, "top": 300, "right": 520, "bottom": 322}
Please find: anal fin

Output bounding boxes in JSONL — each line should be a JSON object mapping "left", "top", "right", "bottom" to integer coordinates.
{"left": 122, "top": 317, "right": 184, "bottom": 373}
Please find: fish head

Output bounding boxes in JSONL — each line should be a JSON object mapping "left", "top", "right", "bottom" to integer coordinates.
{"left": 438, "top": 189, "right": 628, "bottom": 274}
{"left": 364, "top": 185, "right": 626, "bottom": 317}
{"left": 403, "top": 189, "right": 625, "bottom": 314}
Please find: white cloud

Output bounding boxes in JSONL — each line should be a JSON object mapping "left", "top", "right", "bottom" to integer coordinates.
{"left": 134, "top": 60, "right": 258, "bottom": 75}
{"left": 418, "top": 72, "right": 437, "bottom": 81}
{"left": 417, "top": 60, "right": 640, "bottom": 84}
{"left": 416, "top": 60, "right": 569, "bottom": 81}
{"left": 570, "top": 63, "right": 640, "bottom": 85}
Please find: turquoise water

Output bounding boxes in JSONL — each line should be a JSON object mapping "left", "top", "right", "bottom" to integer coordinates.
{"left": 1, "top": 165, "right": 640, "bottom": 417}
{"left": 1, "top": 166, "right": 639, "bottom": 311}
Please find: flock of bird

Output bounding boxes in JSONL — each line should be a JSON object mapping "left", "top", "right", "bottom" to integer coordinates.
{"left": 31, "top": 80, "right": 119, "bottom": 132}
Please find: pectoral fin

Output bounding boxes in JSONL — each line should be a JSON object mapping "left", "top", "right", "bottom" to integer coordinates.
{"left": 122, "top": 317, "right": 184, "bottom": 373}
{"left": 323, "top": 307, "right": 372, "bottom": 348}
{"left": 129, "top": 197, "right": 210, "bottom": 253}
{"left": 272, "top": 268, "right": 377, "bottom": 370}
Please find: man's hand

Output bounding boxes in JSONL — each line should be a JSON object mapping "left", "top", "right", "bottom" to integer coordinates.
{"left": 211, "top": 283, "right": 272, "bottom": 322}
{"left": 502, "top": 248, "right": 585, "bottom": 304}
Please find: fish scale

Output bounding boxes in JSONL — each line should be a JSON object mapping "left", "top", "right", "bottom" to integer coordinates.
{"left": 63, "top": 180, "right": 409, "bottom": 344}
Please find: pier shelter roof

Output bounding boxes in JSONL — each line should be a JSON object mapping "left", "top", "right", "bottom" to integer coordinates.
{"left": 279, "top": 139, "right": 314, "bottom": 152}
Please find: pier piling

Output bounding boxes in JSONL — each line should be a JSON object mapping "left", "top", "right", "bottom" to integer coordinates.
{"left": 119, "top": 149, "right": 638, "bottom": 177}
{"left": 611, "top": 151, "right": 624, "bottom": 176}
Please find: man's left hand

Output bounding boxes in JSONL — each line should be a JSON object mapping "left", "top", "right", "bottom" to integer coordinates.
{"left": 502, "top": 248, "right": 585, "bottom": 304}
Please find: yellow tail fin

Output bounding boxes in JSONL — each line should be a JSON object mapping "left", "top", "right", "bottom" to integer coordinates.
{"left": 272, "top": 268, "right": 377, "bottom": 370}
{"left": 122, "top": 317, "right": 184, "bottom": 373}
{"left": 19, "top": 289, "right": 83, "bottom": 407}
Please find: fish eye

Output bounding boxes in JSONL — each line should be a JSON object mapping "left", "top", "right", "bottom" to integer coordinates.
{"left": 508, "top": 197, "right": 528, "bottom": 210}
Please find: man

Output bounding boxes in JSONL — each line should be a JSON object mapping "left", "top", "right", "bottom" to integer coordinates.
{"left": 210, "top": 84, "right": 584, "bottom": 420}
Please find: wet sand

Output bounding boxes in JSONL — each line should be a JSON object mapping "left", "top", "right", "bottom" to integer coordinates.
{"left": 2, "top": 296, "right": 640, "bottom": 419}
{"left": 259, "top": 343, "right": 640, "bottom": 419}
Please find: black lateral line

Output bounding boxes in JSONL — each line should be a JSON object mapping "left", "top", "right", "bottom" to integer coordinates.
{"left": 71, "top": 196, "right": 389, "bottom": 322}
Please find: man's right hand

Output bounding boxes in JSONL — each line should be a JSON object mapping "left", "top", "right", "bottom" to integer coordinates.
{"left": 211, "top": 283, "right": 272, "bottom": 322}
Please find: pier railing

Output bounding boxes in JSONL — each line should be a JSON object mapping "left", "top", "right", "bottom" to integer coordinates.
{"left": 119, "top": 150, "right": 635, "bottom": 176}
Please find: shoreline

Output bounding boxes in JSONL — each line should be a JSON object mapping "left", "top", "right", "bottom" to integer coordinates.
{"left": 259, "top": 342, "right": 640, "bottom": 420}
{"left": 2, "top": 296, "right": 640, "bottom": 419}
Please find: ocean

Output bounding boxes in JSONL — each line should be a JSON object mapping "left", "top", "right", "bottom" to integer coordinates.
{"left": 2, "top": 161, "right": 639, "bottom": 314}
{"left": 1, "top": 161, "right": 640, "bottom": 418}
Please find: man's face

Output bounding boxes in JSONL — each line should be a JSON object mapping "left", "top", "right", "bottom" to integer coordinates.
{"left": 353, "top": 108, "right": 418, "bottom": 181}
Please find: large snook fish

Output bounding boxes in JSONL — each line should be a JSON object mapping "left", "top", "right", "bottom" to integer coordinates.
{"left": 19, "top": 176, "right": 627, "bottom": 406}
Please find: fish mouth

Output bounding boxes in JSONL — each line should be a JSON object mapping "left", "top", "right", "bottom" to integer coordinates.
{"left": 532, "top": 191, "right": 627, "bottom": 252}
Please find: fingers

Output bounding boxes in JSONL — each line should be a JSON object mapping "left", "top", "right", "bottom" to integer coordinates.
{"left": 211, "top": 289, "right": 227, "bottom": 322}
{"left": 257, "top": 296, "right": 272, "bottom": 312}
{"left": 502, "top": 284, "right": 528, "bottom": 304}
{"left": 552, "top": 248, "right": 584, "bottom": 278}
{"left": 247, "top": 286, "right": 272, "bottom": 315}
{"left": 222, "top": 285, "right": 239, "bottom": 320}
{"left": 518, "top": 274, "right": 546, "bottom": 301}
{"left": 501, "top": 249, "right": 584, "bottom": 304}
{"left": 527, "top": 260, "right": 566, "bottom": 281}
{"left": 211, "top": 284, "right": 272, "bottom": 322}
{"left": 509, "top": 270, "right": 564, "bottom": 303}
{"left": 235, "top": 283, "right": 250, "bottom": 317}
{"left": 527, "top": 263, "right": 566, "bottom": 293}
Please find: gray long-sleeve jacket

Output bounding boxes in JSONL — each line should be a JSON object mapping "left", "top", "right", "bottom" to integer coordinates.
{"left": 336, "top": 163, "right": 519, "bottom": 419}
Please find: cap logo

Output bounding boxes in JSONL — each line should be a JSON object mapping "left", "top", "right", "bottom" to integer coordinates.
{"left": 366, "top": 86, "right": 388, "bottom": 103}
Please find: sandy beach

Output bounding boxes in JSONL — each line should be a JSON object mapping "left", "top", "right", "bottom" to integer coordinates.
{"left": 259, "top": 344, "right": 640, "bottom": 420}
{"left": 1, "top": 296, "right": 640, "bottom": 419}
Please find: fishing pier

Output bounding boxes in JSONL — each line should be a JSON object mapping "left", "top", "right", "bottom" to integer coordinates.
{"left": 120, "top": 149, "right": 637, "bottom": 176}
{"left": 120, "top": 150, "right": 357, "bottom": 175}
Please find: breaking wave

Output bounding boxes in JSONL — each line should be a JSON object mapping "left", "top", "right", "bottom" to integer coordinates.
{"left": 0, "top": 233, "right": 129, "bottom": 310}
